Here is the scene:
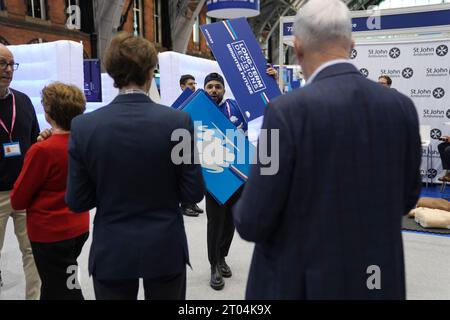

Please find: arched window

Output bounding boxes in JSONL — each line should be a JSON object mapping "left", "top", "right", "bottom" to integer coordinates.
{"left": 27, "top": 38, "right": 47, "bottom": 44}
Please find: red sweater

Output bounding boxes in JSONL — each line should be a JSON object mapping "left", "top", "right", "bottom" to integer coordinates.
{"left": 10, "top": 134, "right": 89, "bottom": 243}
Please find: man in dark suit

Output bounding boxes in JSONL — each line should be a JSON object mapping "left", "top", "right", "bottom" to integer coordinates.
{"left": 233, "top": 0, "right": 421, "bottom": 300}
{"left": 66, "top": 33, "right": 204, "bottom": 300}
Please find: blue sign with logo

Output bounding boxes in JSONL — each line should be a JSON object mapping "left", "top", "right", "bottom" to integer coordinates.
{"left": 206, "top": 0, "right": 259, "bottom": 16}
{"left": 282, "top": 9, "right": 450, "bottom": 35}
{"left": 352, "top": 9, "right": 450, "bottom": 32}
{"left": 179, "top": 90, "right": 255, "bottom": 205}
{"left": 200, "top": 18, "right": 281, "bottom": 122}
{"left": 283, "top": 22, "right": 294, "bottom": 37}
{"left": 83, "top": 59, "right": 102, "bottom": 102}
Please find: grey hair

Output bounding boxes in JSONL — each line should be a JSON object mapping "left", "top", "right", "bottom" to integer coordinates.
{"left": 294, "top": 0, "right": 352, "bottom": 49}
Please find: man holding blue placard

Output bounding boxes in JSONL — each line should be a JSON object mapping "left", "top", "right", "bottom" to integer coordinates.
{"left": 202, "top": 72, "right": 244, "bottom": 290}
{"left": 203, "top": 69, "right": 276, "bottom": 291}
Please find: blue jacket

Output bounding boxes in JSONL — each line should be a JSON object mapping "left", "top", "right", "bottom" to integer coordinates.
{"left": 234, "top": 63, "right": 421, "bottom": 299}
{"left": 66, "top": 93, "right": 205, "bottom": 280}
{"left": 219, "top": 99, "right": 248, "bottom": 133}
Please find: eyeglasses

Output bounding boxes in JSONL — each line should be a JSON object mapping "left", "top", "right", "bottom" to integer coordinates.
{"left": 0, "top": 61, "right": 19, "bottom": 71}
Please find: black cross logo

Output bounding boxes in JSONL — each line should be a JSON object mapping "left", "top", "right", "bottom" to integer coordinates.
{"left": 389, "top": 47, "right": 401, "bottom": 59}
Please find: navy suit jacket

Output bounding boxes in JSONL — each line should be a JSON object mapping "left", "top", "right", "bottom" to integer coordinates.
{"left": 66, "top": 93, "right": 204, "bottom": 280}
{"left": 233, "top": 63, "right": 421, "bottom": 299}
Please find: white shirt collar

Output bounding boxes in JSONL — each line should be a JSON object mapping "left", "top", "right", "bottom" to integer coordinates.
{"left": 0, "top": 87, "right": 11, "bottom": 99}
{"left": 306, "top": 59, "right": 352, "bottom": 85}
{"left": 118, "top": 88, "right": 148, "bottom": 96}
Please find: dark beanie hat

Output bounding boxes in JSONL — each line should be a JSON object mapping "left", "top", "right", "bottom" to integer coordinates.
{"left": 204, "top": 72, "right": 225, "bottom": 87}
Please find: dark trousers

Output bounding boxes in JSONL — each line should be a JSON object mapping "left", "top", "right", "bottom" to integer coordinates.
{"left": 30, "top": 232, "right": 89, "bottom": 300}
{"left": 438, "top": 142, "right": 450, "bottom": 170}
{"left": 205, "top": 189, "right": 241, "bottom": 267}
{"left": 93, "top": 269, "right": 186, "bottom": 300}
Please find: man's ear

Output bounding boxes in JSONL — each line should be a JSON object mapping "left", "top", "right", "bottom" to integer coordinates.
{"left": 148, "top": 68, "right": 155, "bottom": 81}
{"left": 294, "top": 38, "right": 304, "bottom": 62}
{"left": 350, "top": 39, "right": 355, "bottom": 56}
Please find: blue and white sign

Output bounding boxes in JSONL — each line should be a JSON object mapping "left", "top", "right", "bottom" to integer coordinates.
{"left": 200, "top": 18, "right": 281, "bottom": 122}
{"left": 207, "top": 0, "right": 260, "bottom": 19}
{"left": 83, "top": 59, "right": 102, "bottom": 103}
{"left": 352, "top": 9, "right": 450, "bottom": 32}
{"left": 282, "top": 9, "right": 450, "bottom": 37}
{"left": 180, "top": 90, "right": 255, "bottom": 205}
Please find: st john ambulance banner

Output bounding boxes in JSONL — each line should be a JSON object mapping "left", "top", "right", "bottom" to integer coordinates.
{"left": 179, "top": 90, "right": 256, "bottom": 205}
{"left": 351, "top": 39, "right": 450, "bottom": 182}
{"left": 200, "top": 18, "right": 281, "bottom": 123}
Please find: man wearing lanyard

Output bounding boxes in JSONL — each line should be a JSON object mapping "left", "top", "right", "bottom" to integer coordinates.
{"left": 0, "top": 44, "right": 41, "bottom": 299}
{"left": 202, "top": 68, "right": 282, "bottom": 290}
{"left": 202, "top": 72, "right": 247, "bottom": 290}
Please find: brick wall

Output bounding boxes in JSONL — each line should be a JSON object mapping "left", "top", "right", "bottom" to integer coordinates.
{"left": 0, "top": 0, "right": 91, "bottom": 57}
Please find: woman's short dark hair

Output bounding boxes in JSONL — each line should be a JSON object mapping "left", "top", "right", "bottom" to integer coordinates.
{"left": 41, "top": 82, "right": 86, "bottom": 131}
{"left": 103, "top": 32, "right": 158, "bottom": 89}
{"left": 180, "top": 74, "right": 195, "bottom": 86}
{"left": 378, "top": 75, "right": 392, "bottom": 86}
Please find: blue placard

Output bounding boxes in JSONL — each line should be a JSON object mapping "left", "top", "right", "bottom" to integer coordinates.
{"left": 171, "top": 88, "right": 194, "bottom": 109}
{"left": 83, "top": 59, "right": 102, "bottom": 103}
{"left": 200, "top": 18, "right": 281, "bottom": 122}
{"left": 179, "top": 90, "right": 255, "bottom": 205}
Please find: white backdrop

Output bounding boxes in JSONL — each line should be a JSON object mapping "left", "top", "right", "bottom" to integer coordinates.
{"left": 8, "top": 41, "right": 84, "bottom": 130}
{"left": 158, "top": 51, "right": 235, "bottom": 106}
{"left": 351, "top": 39, "right": 450, "bottom": 181}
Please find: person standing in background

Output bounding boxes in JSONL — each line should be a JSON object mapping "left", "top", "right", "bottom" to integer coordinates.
{"left": 378, "top": 75, "right": 392, "bottom": 88}
{"left": 234, "top": 0, "right": 421, "bottom": 299}
{"left": 179, "top": 74, "right": 204, "bottom": 217}
{"left": 0, "top": 43, "right": 41, "bottom": 299}
{"left": 11, "top": 82, "right": 89, "bottom": 300}
{"left": 66, "top": 33, "right": 204, "bottom": 300}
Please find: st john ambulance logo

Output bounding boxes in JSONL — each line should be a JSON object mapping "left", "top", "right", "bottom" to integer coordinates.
{"left": 389, "top": 47, "right": 401, "bottom": 59}
{"left": 402, "top": 67, "right": 413, "bottom": 79}
{"left": 430, "top": 128, "right": 442, "bottom": 140}
{"left": 436, "top": 45, "right": 448, "bottom": 57}
{"left": 360, "top": 68, "right": 369, "bottom": 77}
{"left": 427, "top": 169, "right": 437, "bottom": 179}
{"left": 446, "top": 109, "right": 450, "bottom": 119}
{"left": 433, "top": 87, "right": 445, "bottom": 99}
{"left": 350, "top": 49, "right": 358, "bottom": 59}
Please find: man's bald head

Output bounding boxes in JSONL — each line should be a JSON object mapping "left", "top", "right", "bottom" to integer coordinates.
{"left": 0, "top": 44, "right": 15, "bottom": 94}
{"left": 0, "top": 44, "right": 13, "bottom": 58}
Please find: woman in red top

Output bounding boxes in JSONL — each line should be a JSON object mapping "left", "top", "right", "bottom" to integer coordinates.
{"left": 11, "top": 82, "right": 89, "bottom": 300}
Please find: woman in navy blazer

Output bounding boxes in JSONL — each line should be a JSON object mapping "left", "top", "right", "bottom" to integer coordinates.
{"left": 65, "top": 33, "right": 205, "bottom": 300}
